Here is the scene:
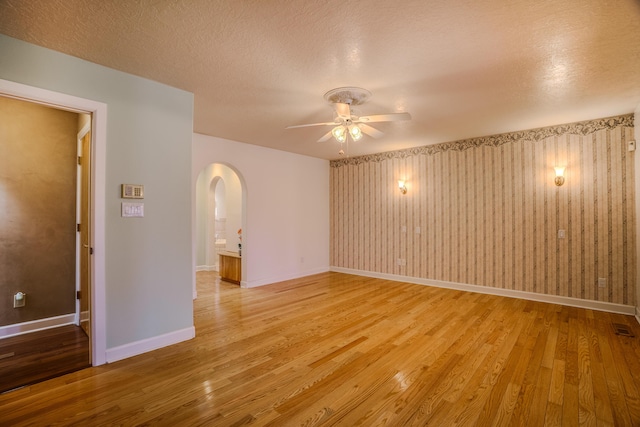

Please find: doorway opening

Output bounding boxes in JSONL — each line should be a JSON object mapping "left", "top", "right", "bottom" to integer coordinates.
{"left": 195, "top": 163, "right": 245, "bottom": 287}
{"left": 0, "top": 79, "right": 107, "bottom": 391}
{"left": 0, "top": 95, "right": 91, "bottom": 392}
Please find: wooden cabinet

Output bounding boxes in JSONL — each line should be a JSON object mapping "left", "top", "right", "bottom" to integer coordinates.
{"left": 219, "top": 251, "right": 241, "bottom": 285}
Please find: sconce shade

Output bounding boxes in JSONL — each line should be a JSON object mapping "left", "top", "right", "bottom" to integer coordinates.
{"left": 398, "top": 180, "right": 407, "bottom": 194}
{"left": 332, "top": 126, "right": 346, "bottom": 143}
{"left": 554, "top": 166, "right": 565, "bottom": 186}
{"left": 349, "top": 125, "right": 363, "bottom": 141}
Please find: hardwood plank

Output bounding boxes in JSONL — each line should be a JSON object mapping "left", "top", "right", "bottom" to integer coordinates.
{"left": 0, "top": 271, "right": 639, "bottom": 426}
{"left": 578, "top": 317, "right": 597, "bottom": 426}
{"left": 596, "top": 314, "right": 634, "bottom": 426}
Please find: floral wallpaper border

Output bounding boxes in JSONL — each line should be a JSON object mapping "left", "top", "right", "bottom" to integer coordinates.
{"left": 330, "top": 114, "right": 634, "bottom": 168}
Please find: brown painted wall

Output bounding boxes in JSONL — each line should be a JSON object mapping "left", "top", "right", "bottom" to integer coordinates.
{"left": 0, "top": 96, "right": 78, "bottom": 326}
{"left": 330, "top": 115, "right": 636, "bottom": 306}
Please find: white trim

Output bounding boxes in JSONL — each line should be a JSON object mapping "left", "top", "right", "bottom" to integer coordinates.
{"left": 196, "top": 264, "right": 217, "bottom": 272}
{"left": 331, "top": 267, "right": 637, "bottom": 316}
{"left": 75, "top": 132, "right": 82, "bottom": 325}
{"left": 78, "top": 121, "right": 91, "bottom": 139}
{"left": 105, "top": 326, "right": 195, "bottom": 363}
{"left": 0, "top": 314, "right": 76, "bottom": 339}
{"left": 243, "top": 267, "right": 330, "bottom": 288}
{"left": 0, "top": 79, "right": 108, "bottom": 366}
{"left": 74, "top": 122, "right": 90, "bottom": 326}
{"left": 635, "top": 107, "right": 640, "bottom": 327}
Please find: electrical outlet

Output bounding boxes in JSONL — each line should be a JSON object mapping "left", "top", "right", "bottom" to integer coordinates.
{"left": 415, "top": 227, "right": 421, "bottom": 234}
{"left": 558, "top": 229, "right": 565, "bottom": 239}
{"left": 397, "top": 258, "right": 406, "bottom": 266}
{"left": 401, "top": 226, "right": 407, "bottom": 233}
{"left": 13, "top": 292, "right": 26, "bottom": 308}
{"left": 598, "top": 278, "right": 606, "bottom": 288}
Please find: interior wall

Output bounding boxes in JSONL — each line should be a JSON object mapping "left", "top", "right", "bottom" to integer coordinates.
{"left": 0, "top": 96, "right": 77, "bottom": 326}
{"left": 0, "top": 34, "right": 195, "bottom": 351}
{"left": 331, "top": 114, "right": 636, "bottom": 307}
{"left": 192, "top": 133, "right": 330, "bottom": 288}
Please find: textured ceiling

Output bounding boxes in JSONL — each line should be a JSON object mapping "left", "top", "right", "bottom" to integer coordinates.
{"left": 1, "top": 0, "right": 640, "bottom": 160}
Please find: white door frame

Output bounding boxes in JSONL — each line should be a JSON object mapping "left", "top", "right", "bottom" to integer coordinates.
{"left": 0, "top": 79, "right": 107, "bottom": 366}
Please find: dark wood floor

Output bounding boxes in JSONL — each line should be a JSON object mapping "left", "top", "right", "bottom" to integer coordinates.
{"left": 0, "top": 272, "right": 639, "bottom": 425}
{"left": 0, "top": 324, "right": 90, "bottom": 394}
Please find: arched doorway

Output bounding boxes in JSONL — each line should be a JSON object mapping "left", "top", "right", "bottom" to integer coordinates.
{"left": 195, "top": 163, "right": 244, "bottom": 286}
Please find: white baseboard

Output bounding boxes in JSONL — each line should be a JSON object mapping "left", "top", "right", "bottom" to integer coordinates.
{"left": 196, "top": 265, "right": 217, "bottom": 272}
{"left": 331, "top": 267, "right": 636, "bottom": 316}
{"left": 635, "top": 307, "right": 640, "bottom": 325}
{"left": 105, "top": 326, "right": 195, "bottom": 363}
{"left": 0, "top": 313, "right": 76, "bottom": 339}
{"left": 243, "top": 266, "right": 330, "bottom": 288}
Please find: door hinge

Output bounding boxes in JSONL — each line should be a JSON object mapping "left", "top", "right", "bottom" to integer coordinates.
{"left": 77, "top": 223, "right": 81, "bottom": 232}
{"left": 90, "top": 247, "right": 94, "bottom": 255}
{"left": 76, "top": 290, "right": 81, "bottom": 300}
{"left": 77, "top": 156, "right": 82, "bottom": 165}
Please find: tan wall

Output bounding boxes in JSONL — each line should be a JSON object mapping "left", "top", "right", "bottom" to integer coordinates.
{"left": 0, "top": 96, "right": 78, "bottom": 326}
{"left": 330, "top": 115, "right": 636, "bottom": 306}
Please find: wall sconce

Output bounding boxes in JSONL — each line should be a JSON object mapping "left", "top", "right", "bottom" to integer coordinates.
{"left": 554, "top": 166, "right": 565, "bottom": 186}
{"left": 398, "top": 180, "right": 407, "bottom": 194}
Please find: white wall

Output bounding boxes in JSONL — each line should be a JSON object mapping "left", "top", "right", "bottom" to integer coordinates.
{"left": 0, "top": 34, "right": 195, "bottom": 357}
{"left": 192, "top": 134, "right": 330, "bottom": 288}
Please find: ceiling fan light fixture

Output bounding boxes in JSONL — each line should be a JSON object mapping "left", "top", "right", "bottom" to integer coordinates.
{"left": 349, "top": 125, "right": 363, "bottom": 141}
{"left": 286, "top": 87, "right": 412, "bottom": 147}
{"left": 332, "top": 126, "right": 346, "bottom": 143}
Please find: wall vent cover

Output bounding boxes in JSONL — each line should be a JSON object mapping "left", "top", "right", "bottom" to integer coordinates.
{"left": 612, "top": 323, "right": 635, "bottom": 337}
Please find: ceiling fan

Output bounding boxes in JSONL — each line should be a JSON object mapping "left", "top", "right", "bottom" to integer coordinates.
{"left": 286, "top": 87, "right": 411, "bottom": 145}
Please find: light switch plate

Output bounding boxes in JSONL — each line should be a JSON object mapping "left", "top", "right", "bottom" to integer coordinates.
{"left": 122, "top": 202, "right": 144, "bottom": 218}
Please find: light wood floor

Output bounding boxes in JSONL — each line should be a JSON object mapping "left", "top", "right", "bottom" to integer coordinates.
{"left": 1, "top": 271, "right": 639, "bottom": 426}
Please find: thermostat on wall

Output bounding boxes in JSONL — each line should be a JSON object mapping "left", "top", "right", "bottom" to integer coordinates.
{"left": 122, "top": 184, "right": 144, "bottom": 199}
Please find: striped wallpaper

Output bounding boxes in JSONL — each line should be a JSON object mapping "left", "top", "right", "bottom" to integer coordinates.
{"left": 330, "top": 114, "right": 636, "bottom": 306}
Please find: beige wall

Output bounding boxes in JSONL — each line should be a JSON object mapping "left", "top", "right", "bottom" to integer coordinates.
{"left": 0, "top": 96, "right": 78, "bottom": 326}
{"left": 331, "top": 114, "right": 635, "bottom": 306}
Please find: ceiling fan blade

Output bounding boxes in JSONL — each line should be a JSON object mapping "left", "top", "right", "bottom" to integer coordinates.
{"left": 286, "top": 121, "right": 337, "bottom": 129}
{"left": 317, "top": 130, "right": 333, "bottom": 142}
{"left": 334, "top": 102, "right": 351, "bottom": 119}
{"left": 357, "top": 112, "right": 411, "bottom": 123}
{"left": 359, "top": 123, "right": 384, "bottom": 139}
